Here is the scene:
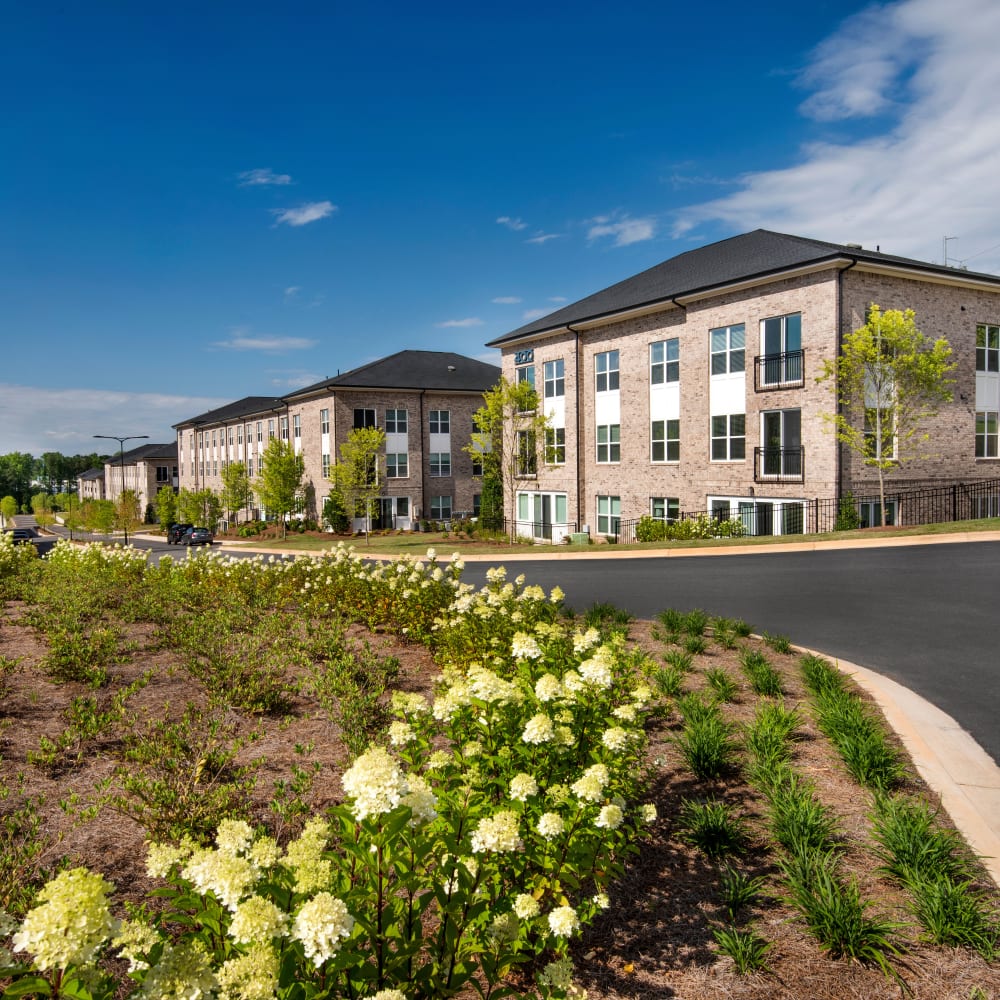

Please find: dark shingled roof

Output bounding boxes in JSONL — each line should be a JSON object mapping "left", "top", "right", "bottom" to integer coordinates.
{"left": 286, "top": 350, "right": 500, "bottom": 398}
{"left": 78, "top": 468, "right": 104, "bottom": 480}
{"left": 117, "top": 443, "right": 177, "bottom": 463}
{"left": 488, "top": 229, "right": 1000, "bottom": 346}
{"left": 173, "top": 396, "right": 285, "bottom": 429}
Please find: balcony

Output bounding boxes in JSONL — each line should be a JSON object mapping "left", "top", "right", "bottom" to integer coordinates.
{"left": 755, "top": 350, "right": 805, "bottom": 391}
{"left": 754, "top": 446, "right": 805, "bottom": 482}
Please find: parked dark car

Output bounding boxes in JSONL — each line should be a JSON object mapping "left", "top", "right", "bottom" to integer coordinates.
{"left": 167, "top": 523, "right": 193, "bottom": 544}
{"left": 181, "top": 527, "right": 214, "bottom": 547}
{"left": 3, "top": 527, "right": 34, "bottom": 544}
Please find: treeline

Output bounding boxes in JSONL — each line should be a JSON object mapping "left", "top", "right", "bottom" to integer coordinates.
{"left": 0, "top": 451, "right": 108, "bottom": 510}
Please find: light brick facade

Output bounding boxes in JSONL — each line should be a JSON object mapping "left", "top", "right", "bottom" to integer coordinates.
{"left": 490, "top": 232, "right": 1000, "bottom": 538}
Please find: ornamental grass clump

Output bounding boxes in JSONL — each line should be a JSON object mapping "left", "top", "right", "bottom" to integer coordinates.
{"left": 739, "top": 648, "right": 783, "bottom": 697}
{"left": 678, "top": 798, "right": 746, "bottom": 858}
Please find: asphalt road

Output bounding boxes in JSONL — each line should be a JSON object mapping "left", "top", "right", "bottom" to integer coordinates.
{"left": 461, "top": 542, "right": 1000, "bottom": 766}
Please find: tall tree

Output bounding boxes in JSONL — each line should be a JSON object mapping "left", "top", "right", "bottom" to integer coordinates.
{"left": 254, "top": 438, "right": 305, "bottom": 538}
{"left": 818, "top": 304, "right": 956, "bottom": 526}
{"left": 330, "top": 426, "right": 386, "bottom": 545}
{"left": 465, "top": 377, "right": 550, "bottom": 541}
{"left": 176, "top": 488, "right": 222, "bottom": 528}
{"left": 219, "top": 462, "right": 253, "bottom": 524}
{"left": 115, "top": 489, "right": 142, "bottom": 536}
{"left": 0, "top": 453, "right": 35, "bottom": 510}
{"left": 155, "top": 485, "right": 178, "bottom": 530}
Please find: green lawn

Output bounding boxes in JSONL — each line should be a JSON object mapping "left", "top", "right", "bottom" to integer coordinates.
{"left": 219, "top": 516, "right": 1000, "bottom": 557}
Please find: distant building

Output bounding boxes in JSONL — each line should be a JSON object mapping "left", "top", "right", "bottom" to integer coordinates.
{"left": 101, "top": 443, "right": 178, "bottom": 519}
{"left": 174, "top": 351, "right": 501, "bottom": 529}
{"left": 77, "top": 467, "right": 106, "bottom": 502}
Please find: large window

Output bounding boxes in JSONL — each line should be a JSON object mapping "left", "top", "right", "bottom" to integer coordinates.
{"left": 595, "top": 351, "right": 620, "bottom": 392}
{"left": 711, "top": 414, "right": 746, "bottom": 461}
{"left": 156, "top": 466, "right": 170, "bottom": 483}
{"left": 651, "top": 419, "right": 679, "bottom": 462}
{"left": 354, "top": 408, "right": 377, "bottom": 429}
{"left": 651, "top": 497, "right": 679, "bottom": 522}
{"left": 545, "top": 427, "right": 565, "bottom": 464}
{"left": 650, "top": 339, "right": 679, "bottom": 384}
{"left": 977, "top": 324, "right": 1000, "bottom": 373}
{"left": 596, "top": 424, "right": 620, "bottom": 463}
{"left": 516, "top": 363, "right": 535, "bottom": 387}
{"left": 280, "top": 416, "right": 289, "bottom": 440}
{"left": 864, "top": 408, "right": 896, "bottom": 461}
{"left": 429, "top": 410, "right": 450, "bottom": 434}
{"left": 517, "top": 430, "right": 537, "bottom": 476}
{"left": 710, "top": 324, "right": 746, "bottom": 375}
{"left": 429, "top": 453, "right": 451, "bottom": 477}
{"left": 321, "top": 454, "right": 330, "bottom": 478}
{"left": 268, "top": 419, "right": 275, "bottom": 439}
{"left": 430, "top": 496, "right": 452, "bottom": 520}
{"left": 859, "top": 499, "right": 897, "bottom": 527}
{"left": 976, "top": 411, "right": 999, "bottom": 458}
{"left": 320, "top": 409, "right": 329, "bottom": 435}
{"left": 386, "top": 453, "right": 408, "bottom": 477}
{"left": 760, "top": 409, "right": 803, "bottom": 479}
{"left": 759, "top": 313, "right": 803, "bottom": 386}
{"left": 293, "top": 414, "right": 301, "bottom": 439}
{"left": 544, "top": 359, "right": 565, "bottom": 399}
{"left": 257, "top": 421, "right": 263, "bottom": 442}
{"left": 596, "top": 495, "right": 621, "bottom": 536}
{"left": 385, "top": 408, "right": 407, "bottom": 434}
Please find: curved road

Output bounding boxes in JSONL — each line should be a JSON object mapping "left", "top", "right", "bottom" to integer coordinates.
{"left": 461, "top": 541, "right": 1000, "bottom": 766}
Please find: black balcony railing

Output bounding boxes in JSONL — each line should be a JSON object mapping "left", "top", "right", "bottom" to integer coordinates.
{"left": 755, "top": 446, "right": 805, "bottom": 482}
{"left": 755, "top": 349, "right": 805, "bottom": 390}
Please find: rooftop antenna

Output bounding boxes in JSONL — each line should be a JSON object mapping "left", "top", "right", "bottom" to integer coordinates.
{"left": 943, "top": 236, "right": 957, "bottom": 266}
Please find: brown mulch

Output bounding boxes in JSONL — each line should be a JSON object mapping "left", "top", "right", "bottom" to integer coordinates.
{"left": 1, "top": 605, "right": 998, "bottom": 999}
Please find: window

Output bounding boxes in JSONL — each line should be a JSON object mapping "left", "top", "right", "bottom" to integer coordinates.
{"left": 257, "top": 421, "right": 263, "bottom": 442}
{"left": 595, "top": 350, "right": 620, "bottom": 392}
{"left": 859, "top": 499, "right": 897, "bottom": 527}
{"left": 710, "top": 324, "right": 746, "bottom": 375}
{"left": 293, "top": 414, "right": 301, "bottom": 438}
{"left": 864, "top": 408, "right": 896, "bottom": 461}
{"left": 395, "top": 498, "right": 409, "bottom": 517}
{"left": 320, "top": 409, "right": 329, "bottom": 435}
{"left": 245, "top": 424, "right": 252, "bottom": 446}
{"left": 237, "top": 425, "right": 242, "bottom": 445}
{"left": 257, "top": 456, "right": 263, "bottom": 475}
{"left": 650, "top": 339, "right": 679, "bottom": 384}
{"left": 472, "top": 456, "right": 483, "bottom": 476}
{"left": 385, "top": 408, "right": 407, "bottom": 434}
{"left": 651, "top": 419, "right": 680, "bottom": 462}
{"left": 976, "top": 411, "right": 999, "bottom": 458}
{"left": 651, "top": 497, "right": 679, "bottom": 522}
{"left": 156, "top": 466, "right": 170, "bottom": 483}
{"left": 430, "top": 496, "right": 452, "bottom": 520}
{"left": 544, "top": 359, "right": 565, "bottom": 398}
{"left": 546, "top": 427, "right": 566, "bottom": 464}
{"left": 516, "top": 363, "right": 535, "bottom": 387}
{"left": 212, "top": 461, "right": 217, "bottom": 477}
{"left": 473, "top": 493, "right": 481, "bottom": 518}
{"left": 246, "top": 460, "right": 252, "bottom": 477}
{"left": 977, "top": 324, "right": 1000, "bottom": 373}
{"left": 760, "top": 313, "right": 803, "bottom": 386}
{"left": 228, "top": 428, "right": 234, "bottom": 445}
{"left": 760, "top": 409, "right": 803, "bottom": 478}
{"left": 596, "top": 424, "right": 620, "bottom": 463}
{"left": 429, "top": 410, "right": 450, "bottom": 434}
{"left": 321, "top": 454, "right": 330, "bottom": 478}
{"left": 711, "top": 414, "right": 746, "bottom": 460}
{"left": 974, "top": 495, "right": 1000, "bottom": 517}
{"left": 268, "top": 419, "right": 275, "bottom": 439}
{"left": 517, "top": 430, "right": 537, "bottom": 476}
{"left": 354, "top": 408, "right": 376, "bottom": 429}
{"left": 430, "top": 453, "right": 451, "bottom": 477}
{"left": 386, "top": 453, "right": 408, "bottom": 477}
{"left": 212, "top": 430, "right": 217, "bottom": 447}
{"left": 280, "top": 416, "right": 289, "bottom": 440}
{"left": 596, "top": 495, "right": 621, "bottom": 536}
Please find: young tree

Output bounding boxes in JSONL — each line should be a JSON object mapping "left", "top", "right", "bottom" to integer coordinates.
{"left": 254, "top": 438, "right": 305, "bottom": 538}
{"left": 176, "top": 488, "right": 222, "bottom": 528}
{"left": 818, "top": 304, "right": 956, "bottom": 526}
{"left": 155, "top": 485, "right": 178, "bottom": 531}
{"left": 115, "top": 489, "right": 142, "bottom": 536}
{"left": 85, "top": 499, "right": 117, "bottom": 534}
{"left": 0, "top": 495, "right": 17, "bottom": 526}
{"left": 465, "top": 376, "right": 550, "bottom": 542}
{"left": 219, "top": 462, "right": 253, "bottom": 524}
{"left": 329, "top": 427, "right": 386, "bottom": 545}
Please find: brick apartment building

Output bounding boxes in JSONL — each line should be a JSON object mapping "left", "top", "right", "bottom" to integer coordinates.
{"left": 174, "top": 351, "right": 500, "bottom": 529}
{"left": 486, "top": 230, "right": 1000, "bottom": 540}
{"left": 92, "top": 443, "right": 178, "bottom": 518}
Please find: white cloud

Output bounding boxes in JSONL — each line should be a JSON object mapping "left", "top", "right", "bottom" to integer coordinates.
{"left": 676, "top": 0, "right": 1000, "bottom": 273}
{"left": 549, "top": 296, "right": 567, "bottom": 303}
{"left": 492, "top": 296, "right": 522, "bottom": 304}
{"left": 272, "top": 201, "right": 337, "bottom": 227}
{"left": 239, "top": 167, "right": 293, "bottom": 186}
{"left": 268, "top": 371, "right": 323, "bottom": 389}
{"left": 587, "top": 214, "right": 656, "bottom": 247}
{"left": 435, "top": 317, "right": 484, "bottom": 328}
{"left": 213, "top": 333, "right": 317, "bottom": 351}
{"left": 522, "top": 308, "right": 549, "bottom": 320}
{"left": 526, "top": 232, "right": 561, "bottom": 245}
{"left": 283, "top": 285, "right": 301, "bottom": 298}
{"left": 0, "top": 384, "right": 228, "bottom": 456}
{"left": 497, "top": 216, "right": 528, "bottom": 231}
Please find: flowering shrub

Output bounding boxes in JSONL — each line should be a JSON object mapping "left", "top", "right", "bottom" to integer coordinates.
{"left": 0, "top": 528, "right": 38, "bottom": 598}
{"left": 1, "top": 545, "right": 659, "bottom": 998}
{"left": 635, "top": 513, "right": 747, "bottom": 542}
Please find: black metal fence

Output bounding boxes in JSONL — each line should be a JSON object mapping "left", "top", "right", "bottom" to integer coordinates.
{"left": 615, "top": 478, "right": 1000, "bottom": 544}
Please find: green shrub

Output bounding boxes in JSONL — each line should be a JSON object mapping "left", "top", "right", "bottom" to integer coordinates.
{"left": 678, "top": 798, "right": 746, "bottom": 858}
{"left": 719, "top": 865, "right": 766, "bottom": 921}
{"left": 674, "top": 711, "right": 740, "bottom": 780}
{"left": 705, "top": 668, "right": 739, "bottom": 703}
{"left": 712, "top": 925, "right": 772, "bottom": 973}
{"left": 739, "top": 648, "right": 783, "bottom": 697}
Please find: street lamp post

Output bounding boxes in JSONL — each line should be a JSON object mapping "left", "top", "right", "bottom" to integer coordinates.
{"left": 94, "top": 434, "right": 149, "bottom": 545}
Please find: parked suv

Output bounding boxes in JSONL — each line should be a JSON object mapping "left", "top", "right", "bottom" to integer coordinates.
{"left": 167, "top": 523, "right": 193, "bottom": 544}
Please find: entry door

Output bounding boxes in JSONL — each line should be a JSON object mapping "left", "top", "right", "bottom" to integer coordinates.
{"left": 763, "top": 410, "right": 801, "bottom": 476}
{"left": 532, "top": 494, "right": 552, "bottom": 539}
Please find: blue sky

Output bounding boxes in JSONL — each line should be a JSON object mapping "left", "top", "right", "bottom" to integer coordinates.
{"left": 3, "top": 0, "right": 1000, "bottom": 456}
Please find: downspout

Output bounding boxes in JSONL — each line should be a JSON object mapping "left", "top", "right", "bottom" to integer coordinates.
{"left": 836, "top": 258, "right": 858, "bottom": 506}
{"left": 567, "top": 324, "right": 583, "bottom": 532}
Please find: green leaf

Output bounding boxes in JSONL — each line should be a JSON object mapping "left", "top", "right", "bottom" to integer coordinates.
{"left": 3, "top": 976, "right": 53, "bottom": 997}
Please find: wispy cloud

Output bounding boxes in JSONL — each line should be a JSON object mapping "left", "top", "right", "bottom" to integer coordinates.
{"left": 549, "top": 296, "right": 567, "bottom": 303}
{"left": 435, "top": 317, "right": 484, "bottom": 328}
{"left": 272, "top": 201, "right": 337, "bottom": 227}
{"left": 268, "top": 371, "right": 323, "bottom": 389}
{"left": 497, "top": 216, "right": 527, "bottom": 231}
{"left": 675, "top": 0, "right": 1000, "bottom": 273}
{"left": 526, "top": 232, "right": 561, "bottom": 245}
{"left": 522, "top": 308, "right": 549, "bottom": 321}
{"left": 239, "top": 167, "right": 293, "bottom": 187}
{"left": 283, "top": 285, "right": 301, "bottom": 299}
{"left": 0, "top": 384, "right": 229, "bottom": 456}
{"left": 492, "top": 296, "right": 522, "bottom": 304}
{"left": 587, "top": 213, "right": 656, "bottom": 247}
{"left": 213, "top": 331, "right": 317, "bottom": 352}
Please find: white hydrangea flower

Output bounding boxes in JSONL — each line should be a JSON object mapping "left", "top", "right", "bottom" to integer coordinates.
{"left": 572, "top": 627, "right": 601, "bottom": 654}
{"left": 522, "top": 713, "right": 555, "bottom": 744}
{"left": 217, "top": 942, "right": 280, "bottom": 1000}
{"left": 388, "top": 721, "right": 416, "bottom": 746}
{"left": 511, "top": 632, "right": 542, "bottom": 660}
{"left": 640, "top": 803, "right": 658, "bottom": 823}
{"left": 540, "top": 955, "right": 574, "bottom": 990}
{"left": 592, "top": 891, "right": 610, "bottom": 910}
{"left": 470, "top": 810, "right": 522, "bottom": 853}
{"left": 601, "top": 727, "right": 630, "bottom": 751}
{"left": 571, "top": 763, "right": 609, "bottom": 803}
{"left": 111, "top": 918, "right": 160, "bottom": 973}
{"left": 341, "top": 748, "right": 408, "bottom": 822}
{"left": 547, "top": 905, "right": 580, "bottom": 938}
{"left": 468, "top": 665, "right": 520, "bottom": 704}
{"left": 136, "top": 939, "right": 217, "bottom": 999}
{"left": 228, "top": 895, "right": 289, "bottom": 944}
{"left": 513, "top": 893, "right": 541, "bottom": 919}
{"left": 216, "top": 819, "right": 255, "bottom": 857}
{"left": 182, "top": 848, "right": 260, "bottom": 911}
{"left": 371, "top": 990, "right": 407, "bottom": 1000}
{"left": 509, "top": 773, "right": 539, "bottom": 802}
{"left": 595, "top": 804, "right": 624, "bottom": 830}
{"left": 292, "top": 893, "right": 355, "bottom": 967}
{"left": 578, "top": 654, "right": 613, "bottom": 689}
{"left": 145, "top": 840, "right": 193, "bottom": 878}
{"left": 401, "top": 775, "right": 438, "bottom": 826}
{"left": 612, "top": 703, "right": 638, "bottom": 723}
{"left": 534, "top": 674, "right": 563, "bottom": 702}
{"left": 536, "top": 812, "right": 565, "bottom": 839}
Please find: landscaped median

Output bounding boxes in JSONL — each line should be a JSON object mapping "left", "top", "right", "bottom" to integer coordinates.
{"left": 0, "top": 534, "right": 998, "bottom": 998}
